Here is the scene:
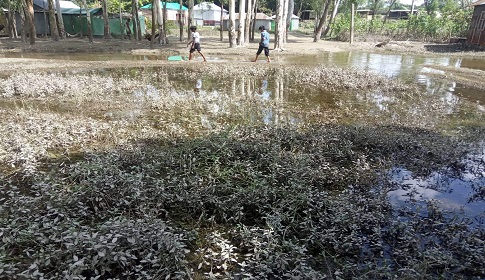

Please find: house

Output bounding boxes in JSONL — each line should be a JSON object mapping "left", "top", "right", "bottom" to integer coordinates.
{"left": 193, "top": 2, "right": 228, "bottom": 26}
{"left": 270, "top": 14, "right": 300, "bottom": 30}
{"left": 300, "top": 10, "right": 316, "bottom": 21}
{"left": 222, "top": 13, "right": 272, "bottom": 31}
{"left": 11, "top": 0, "right": 82, "bottom": 35}
{"left": 0, "top": 8, "right": 9, "bottom": 36}
{"left": 140, "top": 2, "right": 188, "bottom": 25}
{"left": 14, "top": 0, "right": 146, "bottom": 38}
{"left": 467, "top": 0, "right": 485, "bottom": 46}
{"left": 387, "top": 9, "right": 418, "bottom": 20}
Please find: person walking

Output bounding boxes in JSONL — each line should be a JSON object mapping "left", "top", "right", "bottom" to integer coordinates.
{"left": 252, "top": 25, "right": 270, "bottom": 63}
{"left": 187, "top": 26, "right": 207, "bottom": 62}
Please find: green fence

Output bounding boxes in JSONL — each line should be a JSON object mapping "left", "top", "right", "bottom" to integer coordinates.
{"left": 62, "top": 14, "right": 146, "bottom": 37}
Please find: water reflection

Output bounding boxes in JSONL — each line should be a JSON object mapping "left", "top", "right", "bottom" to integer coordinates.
{"left": 290, "top": 52, "right": 485, "bottom": 105}
{"left": 387, "top": 145, "right": 485, "bottom": 225}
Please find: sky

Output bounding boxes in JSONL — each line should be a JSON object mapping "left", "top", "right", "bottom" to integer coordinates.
{"left": 399, "top": 0, "right": 425, "bottom": 6}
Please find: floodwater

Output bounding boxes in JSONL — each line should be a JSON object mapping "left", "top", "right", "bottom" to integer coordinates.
{"left": 1, "top": 50, "right": 484, "bottom": 225}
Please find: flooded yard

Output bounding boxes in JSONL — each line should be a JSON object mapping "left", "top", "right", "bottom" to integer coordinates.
{"left": 0, "top": 47, "right": 484, "bottom": 279}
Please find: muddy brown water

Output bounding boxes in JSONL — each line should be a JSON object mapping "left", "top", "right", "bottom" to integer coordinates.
{"left": 1, "top": 50, "right": 484, "bottom": 226}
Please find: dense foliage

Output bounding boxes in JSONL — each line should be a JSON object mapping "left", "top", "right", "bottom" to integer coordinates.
{"left": 1, "top": 125, "right": 484, "bottom": 279}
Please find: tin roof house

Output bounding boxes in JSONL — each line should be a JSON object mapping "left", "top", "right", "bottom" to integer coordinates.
{"left": 140, "top": 2, "right": 188, "bottom": 24}
{"left": 222, "top": 13, "right": 272, "bottom": 31}
{"left": 193, "top": 2, "right": 228, "bottom": 26}
{"left": 13, "top": 0, "right": 81, "bottom": 35}
{"left": 467, "top": 0, "right": 485, "bottom": 46}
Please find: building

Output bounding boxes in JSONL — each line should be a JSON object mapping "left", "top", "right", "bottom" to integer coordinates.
{"left": 467, "top": 0, "right": 485, "bottom": 46}
{"left": 270, "top": 14, "right": 300, "bottom": 30}
{"left": 13, "top": 0, "right": 145, "bottom": 38}
{"left": 193, "top": 2, "right": 228, "bottom": 26}
{"left": 222, "top": 13, "right": 272, "bottom": 31}
{"left": 140, "top": 2, "right": 188, "bottom": 25}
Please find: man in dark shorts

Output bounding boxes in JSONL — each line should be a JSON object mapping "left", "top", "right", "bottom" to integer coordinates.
{"left": 186, "top": 26, "right": 207, "bottom": 62}
{"left": 252, "top": 25, "right": 270, "bottom": 63}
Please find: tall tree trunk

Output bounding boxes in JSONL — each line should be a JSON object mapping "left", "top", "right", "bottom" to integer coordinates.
{"left": 132, "top": 0, "right": 141, "bottom": 40}
{"left": 251, "top": 0, "right": 258, "bottom": 41}
{"left": 160, "top": 2, "right": 168, "bottom": 44}
{"left": 101, "top": 0, "right": 110, "bottom": 39}
{"left": 285, "top": 0, "right": 294, "bottom": 42}
{"left": 179, "top": 0, "right": 184, "bottom": 41}
{"left": 322, "top": 0, "right": 341, "bottom": 37}
{"left": 313, "top": 0, "right": 331, "bottom": 42}
{"left": 188, "top": 0, "right": 194, "bottom": 40}
{"left": 238, "top": 0, "right": 245, "bottom": 46}
{"left": 282, "top": 0, "right": 289, "bottom": 44}
{"left": 154, "top": 0, "right": 162, "bottom": 44}
{"left": 274, "top": 0, "right": 284, "bottom": 50}
{"left": 228, "top": 0, "right": 236, "bottom": 47}
{"left": 220, "top": 1, "right": 224, "bottom": 41}
{"left": 20, "top": 0, "right": 28, "bottom": 42}
{"left": 47, "top": 0, "right": 59, "bottom": 41}
{"left": 55, "top": 0, "right": 65, "bottom": 38}
{"left": 25, "top": 0, "right": 36, "bottom": 45}
{"left": 131, "top": 0, "right": 138, "bottom": 40}
{"left": 82, "top": 0, "right": 93, "bottom": 42}
{"left": 245, "top": 0, "right": 252, "bottom": 44}
{"left": 6, "top": 2, "right": 18, "bottom": 39}
{"left": 150, "top": 0, "right": 157, "bottom": 48}
{"left": 119, "top": 5, "right": 123, "bottom": 39}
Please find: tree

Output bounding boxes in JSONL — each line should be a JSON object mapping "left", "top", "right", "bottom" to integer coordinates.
{"left": 179, "top": 0, "right": 184, "bottom": 41}
{"left": 100, "top": 0, "right": 110, "bottom": 39}
{"left": 188, "top": 0, "right": 194, "bottom": 40}
{"left": 3, "top": 0, "right": 18, "bottom": 39}
{"left": 228, "top": 0, "right": 236, "bottom": 47}
{"left": 81, "top": 0, "right": 93, "bottom": 42}
{"left": 150, "top": 0, "right": 157, "bottom": 47}
{"left": 285, "top": 0, "right": 294, "bottom": 41}
{"left": 245, "top": 0, "right": 253, "bottom": 43}
{"left": 47, "top": 0, "right": 60, "bottom": 41}
{"left": 55, "top": 0, "right": 65, "bottom": 38}
{"left": 25, "top": 0, "right": 36, "bottom": 45}
{"left": 19, "top": 0, "right": 28, "bottom": 42}
{"left": 238, "top": 0, "right": 246, "bottom": 45}
{"left": 274, "top": 0, "right": 284, "bottom": 50}
{"left": 160, "top": 1, "right": 168, "bottom": 44}
{"left": 322, "top": 0, "right": 342, "bottom": 37}
{"left": 313, "top": 0, "right": 331, "bottom": 41}
{"left": 220, "top": 0, "right": 225, "bottom": 41}
{"left": 132, "top": 0, "right": 141, "bottom": 40}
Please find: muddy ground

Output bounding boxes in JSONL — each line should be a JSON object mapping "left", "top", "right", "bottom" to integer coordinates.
{"left": 1, "top": 33, "right": 485, "bottom": 279}
{"left": 2, "top": 33, "right": 485, "bottom": 90}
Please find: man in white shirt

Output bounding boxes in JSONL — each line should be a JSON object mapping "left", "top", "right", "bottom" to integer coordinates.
{"left": 187, "top": 26, "right": 207, "bottom": 62}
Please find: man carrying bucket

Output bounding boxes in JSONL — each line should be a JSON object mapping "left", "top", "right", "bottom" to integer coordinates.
{"left": 187, "top": 26, "right": 207, "bottom": 62}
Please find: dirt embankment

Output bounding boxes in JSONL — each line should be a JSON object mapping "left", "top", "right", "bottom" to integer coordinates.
{"left": 1, "top": 33, "right": 484, "bottom": 57}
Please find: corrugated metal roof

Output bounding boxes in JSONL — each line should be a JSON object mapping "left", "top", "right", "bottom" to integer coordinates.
{"left": 471, "top": 0, "right": 485, "bottom": 5}
{"left": 224, "top": 13, "right": 271, "bottom": 20}
{"left": 194, "top": 2, "right": 227, "bottom": 12}
{"left": 140, "top": 2, "right": 188, "bottom": 11}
